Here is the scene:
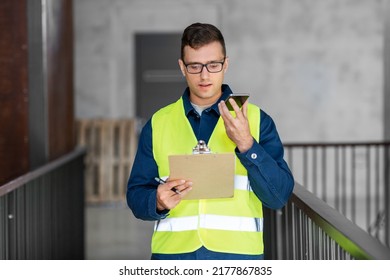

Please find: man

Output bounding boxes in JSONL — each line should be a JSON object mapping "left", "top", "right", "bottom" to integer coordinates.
{"left": 127, "top": 22, "right": 294, "bottom": 260}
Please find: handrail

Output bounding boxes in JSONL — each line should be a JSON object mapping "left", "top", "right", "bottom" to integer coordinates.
{"left": 0, "top": 147, "right": 86, "bottom": 259}
{"left": 291, "top": 182, "right": 390, "bottom": 259}
{"left": 283, "top": 141, "right": 390, "bottom": 247}
{"left": 0, "top": 147, "right": 86, "bottom": 197}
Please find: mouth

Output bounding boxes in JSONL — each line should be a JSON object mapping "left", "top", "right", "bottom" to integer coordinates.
{"left": 199, "top": 83, "right": 212, "bottom": 89}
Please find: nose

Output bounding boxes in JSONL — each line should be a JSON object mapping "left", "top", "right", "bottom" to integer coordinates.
{"left": 200, "top": 65, "right": 210, "bottom": 79}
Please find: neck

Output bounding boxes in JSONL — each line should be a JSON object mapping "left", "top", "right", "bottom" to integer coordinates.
{"left": 191, "top": 102, "right": 211, "bottom": 116}
{"left": 189, "top": 93, "right": 221, "bottom": 107}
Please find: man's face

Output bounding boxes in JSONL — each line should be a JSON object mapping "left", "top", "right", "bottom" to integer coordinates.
{"left": 178, "top": 41, "right": 229, "bottom": 106}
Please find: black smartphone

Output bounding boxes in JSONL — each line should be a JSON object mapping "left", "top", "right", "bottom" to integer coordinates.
{"left": 224, "top": 93, "right": 250, "bottom": 111}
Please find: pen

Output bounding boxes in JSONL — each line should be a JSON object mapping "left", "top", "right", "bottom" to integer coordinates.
{"left": 154, "top": 177, "right": 181, "bottom": 195}
{"left": 154, "top": 177, "right": 166, "bottom": 185}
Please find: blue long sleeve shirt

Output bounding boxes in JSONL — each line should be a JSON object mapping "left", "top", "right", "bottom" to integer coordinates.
{"left": 127, "top": 84, "right": 294, "bottom": 222}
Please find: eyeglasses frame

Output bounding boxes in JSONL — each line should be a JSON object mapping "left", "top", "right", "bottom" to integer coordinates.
{"left": 182, "top": 58, "right": 226, "bottom": 74}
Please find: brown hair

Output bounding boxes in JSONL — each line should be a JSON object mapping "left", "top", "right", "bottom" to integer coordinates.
{"left": 181, "top": 22, "right": 226, "bottom": 61}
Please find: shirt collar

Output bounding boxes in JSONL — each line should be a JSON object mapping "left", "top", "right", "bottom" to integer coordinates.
{"left": 182, "top": 84, "right": 234, "bottom": 116}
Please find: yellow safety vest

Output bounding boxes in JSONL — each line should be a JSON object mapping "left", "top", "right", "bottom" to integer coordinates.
{"left": 151, "top": 97, "right": 263, "bottom": 255}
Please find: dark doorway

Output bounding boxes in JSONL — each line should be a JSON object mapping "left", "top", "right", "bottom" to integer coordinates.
{"left": 135, "top": 33, "right": 187, "bottom": 121}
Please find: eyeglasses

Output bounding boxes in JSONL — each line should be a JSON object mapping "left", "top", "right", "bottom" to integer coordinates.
{"left": 183, "top": 59, "right": 225, "bottom": 74}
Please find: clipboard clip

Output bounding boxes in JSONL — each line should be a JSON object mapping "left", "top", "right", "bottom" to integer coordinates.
{"left": 192, "top": 140, "right": 212, "bottom": 154}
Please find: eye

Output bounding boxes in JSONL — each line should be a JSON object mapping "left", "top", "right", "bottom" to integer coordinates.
{"left": 188, "top": 64, "right": 202, "bottom": 71}
{"left": 208, "top": 63, "right": 220, "bottom": 70}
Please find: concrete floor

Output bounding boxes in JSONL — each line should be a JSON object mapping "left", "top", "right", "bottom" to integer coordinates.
{"left": 85, "top": 204, "right": 154, "bottom": 260}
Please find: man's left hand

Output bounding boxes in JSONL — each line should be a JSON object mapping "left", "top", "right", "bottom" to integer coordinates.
{"left": 218, "top": 98, "right": 254, "bottom": 153}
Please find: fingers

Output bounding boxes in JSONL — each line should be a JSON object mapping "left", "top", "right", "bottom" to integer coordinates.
{"left": 219, "top": 97, "right": 247, "bottom": 118}
{"left": 174, "top": 181, "right": 193, "bottom": 196}
{"left": 164, "top": 179, "right": 192, "bottom": 194}
{"left": 242, "top": 100, "right": 248, "bottom": 118}
{"left": 218, "top": 100, "right": 235, "bottom": 121}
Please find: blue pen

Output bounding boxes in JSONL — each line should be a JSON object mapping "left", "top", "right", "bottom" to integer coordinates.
{"left": 154, "top": 177, "right": 181, "bottom": 194}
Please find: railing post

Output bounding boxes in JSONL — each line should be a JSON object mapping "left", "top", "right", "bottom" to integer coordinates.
{"left": 385, "top": 145, "right": 390, "bottom": 247}
{"left": 6, "top": 192, "right": 15, "bottom": 259}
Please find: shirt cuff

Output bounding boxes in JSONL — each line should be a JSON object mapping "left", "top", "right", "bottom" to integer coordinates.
{"left": 235, "top": 139, "right": 266, "bottom": 166}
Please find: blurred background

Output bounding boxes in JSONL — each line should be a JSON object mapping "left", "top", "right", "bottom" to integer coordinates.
{"left": 74, "top": 0, "right": 388, "bottom": 143}
{"left": 1, "top": 0, "right": 390, "bottom": 260}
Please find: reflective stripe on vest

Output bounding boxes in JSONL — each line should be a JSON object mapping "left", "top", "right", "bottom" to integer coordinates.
{"left": 155, "top": 215, "right": 263, "bottom": 232}
{"left": 161, "top": 175, "right": 252, "bottom": 191}
{"left": 151, "top": 97, "right": 263, "bottom": 255}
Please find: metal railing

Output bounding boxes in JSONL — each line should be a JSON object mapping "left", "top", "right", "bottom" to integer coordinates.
{"left": 284, "top": 142, "right": 390, "bottom": 247}
{"left": 264, "top": 182, "right": 390, "bottom": 260}
{"left": 0, "top": 148, "right": 86, "bottom": 260}
{"left": 2, "top": 140, "right": 389, "bottom": 260}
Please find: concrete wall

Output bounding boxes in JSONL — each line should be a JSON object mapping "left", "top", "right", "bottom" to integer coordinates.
{"left": 385, "top": 1, "right": 390, "bottom": 140}
{"left": 74, "top": 0, "right": 386, "bottom": 142}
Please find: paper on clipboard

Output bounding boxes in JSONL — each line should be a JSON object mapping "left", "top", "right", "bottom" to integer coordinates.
{"left": 168, "top": 153, "right": 235, "bottom": 200}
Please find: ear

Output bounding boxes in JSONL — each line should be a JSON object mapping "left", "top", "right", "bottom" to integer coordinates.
{"left": 223, "top": 56, "right": 229, "bottom": 73}
{"left": 178, "top": 59, "right": 186, "bottom": 76}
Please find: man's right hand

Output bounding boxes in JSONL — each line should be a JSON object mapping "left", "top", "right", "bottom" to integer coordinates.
{"left": 156, "top": 179, "right": 192, "bottom": 211}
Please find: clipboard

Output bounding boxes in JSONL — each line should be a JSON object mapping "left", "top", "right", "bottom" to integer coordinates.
{"left": 168, "top": 140, "right": 235, "bottom": 200}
